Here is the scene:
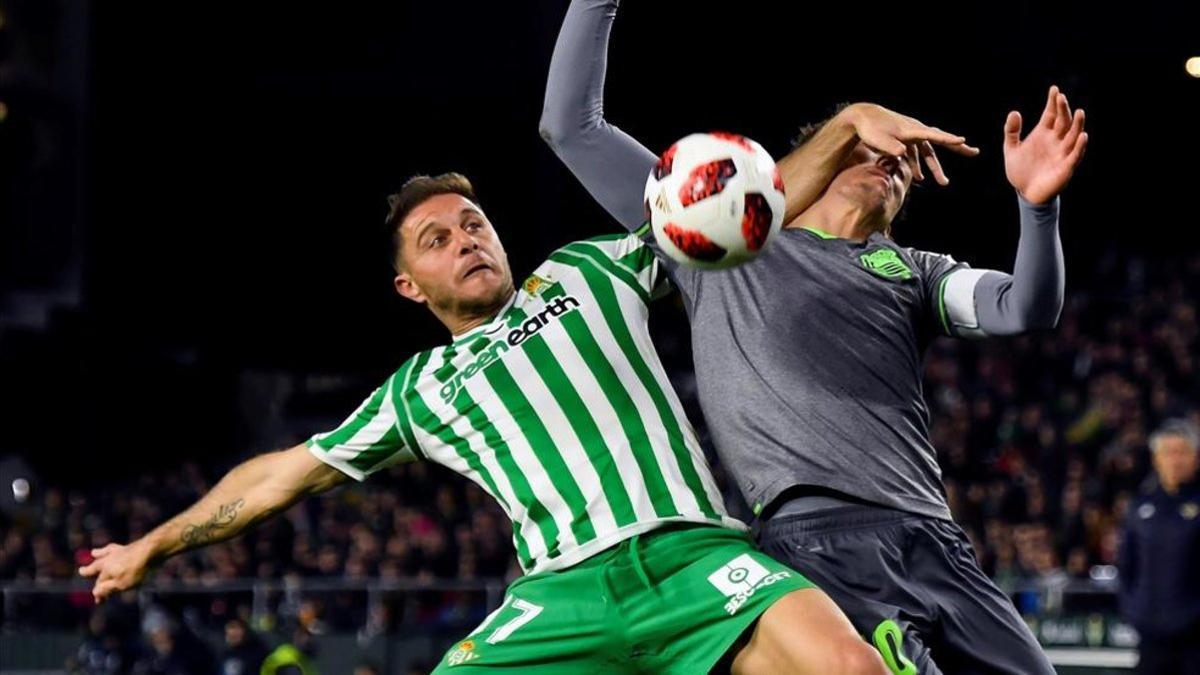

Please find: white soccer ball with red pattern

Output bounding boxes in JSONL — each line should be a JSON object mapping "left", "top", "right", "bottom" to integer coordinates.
{"left": 643, "top": 132, "right": 786, "bottom": 270}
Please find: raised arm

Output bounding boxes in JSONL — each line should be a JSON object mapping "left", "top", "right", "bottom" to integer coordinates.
{"left": 972, "top": 196, "right": 1065, "bottom": 334}
{"left": 80, "top": 444, "right": 347, "bottom": 603}
{"left": 940, "top": 86, "right": 1086, "bottom": 337}
{"left": 539, "top": 0, "right": 657, "bottom": 232}
{"left": 540, "top": 0, "right": 978, "bottom": 232}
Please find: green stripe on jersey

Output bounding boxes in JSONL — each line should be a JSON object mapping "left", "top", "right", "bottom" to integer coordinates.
{"left": 616, "top": 247, "right": 655, "bottom": 276}
{"left": 312, "top": 381, "right": 390, "bottom": 451}
{"left": 557, "top": 307, "right": 680, "bottom": 518}
{"left": 449, "top": 389, "right": 548, "bottom": 568}
{"left": 484, "top": 359, "right": 599, "bottom": 547}
{"left": 936, "top": 273, "right": 952, "bottom": 336}
{"left": 308, "top": 234, "right": 733, "bottom": 576}
{"left": 581, "top": 234, "right": 656, "bottom": 277}
{"left": 391, "top": 357, "right": 425, "bottom": 459}
{"left": 405, "top": 350, "right": 539, "bottom": 568}
{"left": 557, "top": 244, "right": 651, "bottom": 305}
{"left": 521, "top": 332, "right": 640, "bottom": 528}
{"left": 347, "top": 425, "right": 403, "bottom": 474}
{"left": 549, "top": 252, "right": 720, "bottom": 519}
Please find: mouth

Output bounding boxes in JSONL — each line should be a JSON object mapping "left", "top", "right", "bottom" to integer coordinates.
{"left": 866, "top": 168, "right": 896, "bottom": 192}
{"left": 462, "top": 262, "right": 492, "bottom": 280}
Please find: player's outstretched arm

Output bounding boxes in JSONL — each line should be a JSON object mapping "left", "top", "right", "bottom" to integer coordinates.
{"left": 540, "top": 0, "right": 658, "bottom": 233}
{"left": 540, "top": 2, "right": 978, "bottom": 234}
{"left": 959, "top": 86, "right": 1085, "bottom": 336}
{"left": 79, "top": 444, "right": 347, "bottom": 603}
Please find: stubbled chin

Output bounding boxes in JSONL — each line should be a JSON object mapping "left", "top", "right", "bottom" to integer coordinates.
{"left": 457, "top": 278, "right": 511, "bottom": 311}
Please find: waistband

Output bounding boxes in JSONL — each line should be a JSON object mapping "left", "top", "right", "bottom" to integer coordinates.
{"left": 759, "top": 502, "right": 927, "bottom": 536}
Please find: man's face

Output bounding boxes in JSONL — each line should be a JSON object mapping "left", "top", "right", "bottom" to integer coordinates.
{"left": 225, "top": 621, "right": 246, "bottom": 646}
{"left": 824, "top": 141, "right": 915, "bottom": 227}
{"left": 394, "top": 193, "right": 514, "bottom": 318}
{"left": 1153, "top": 435, "right": 1199, "bottom": 490}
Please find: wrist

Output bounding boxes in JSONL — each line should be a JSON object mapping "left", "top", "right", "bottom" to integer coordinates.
{"left": 137, "top": 533, "right": 169, "bottom": 564}
{"left": 833, "top": 103, "right": 869, "bottom": 133}
{"left": 1016, "top": 191, "right": 1059, "bottom": 210}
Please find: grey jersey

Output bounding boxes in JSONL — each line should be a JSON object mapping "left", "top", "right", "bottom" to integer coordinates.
{"left": 663, "top": 228, "right": 964, "bottom": 519}
{"left": 541, "top": 0, "right": 1064, "bottom": 522}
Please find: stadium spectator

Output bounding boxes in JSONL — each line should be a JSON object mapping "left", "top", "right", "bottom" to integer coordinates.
{"left": 3, "top": 250, "right": 1200, "bottom": 665}
{"left": 219, "top": 617, "right": 269, "bottom": 675}
{"left": 1118, "top": 419, "right": 1200, "bottom": 675}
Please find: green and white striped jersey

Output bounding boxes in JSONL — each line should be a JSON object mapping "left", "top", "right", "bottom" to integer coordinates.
{"left": 307, "top": 233, "right": 743, "bottom": 574}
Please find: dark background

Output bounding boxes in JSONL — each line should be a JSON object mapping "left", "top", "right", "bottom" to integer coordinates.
{"left": 1, "top": 0, "right": 1197, "bottom": 485}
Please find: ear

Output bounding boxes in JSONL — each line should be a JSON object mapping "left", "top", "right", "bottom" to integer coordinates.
{"left": 394, "top": 272, "right": 427, "bottom": 304}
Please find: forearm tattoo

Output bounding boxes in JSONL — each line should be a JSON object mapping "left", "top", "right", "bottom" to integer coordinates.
{"left": 180, "top": 498, "right": 246, "bottom": 547}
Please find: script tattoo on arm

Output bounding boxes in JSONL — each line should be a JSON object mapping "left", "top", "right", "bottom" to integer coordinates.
{"left": 180, "top": 498, "right": 246, "bottom": 548}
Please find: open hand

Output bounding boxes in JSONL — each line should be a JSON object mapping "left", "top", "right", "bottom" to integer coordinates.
{"left": 1003, "top": 85, "right": 1089, "bottom": 204}
{"left": 78, "top": 541, "right": 153, "bottom": 604}
{"left": 843, "top": 103, "right": 981, "bottom": 185}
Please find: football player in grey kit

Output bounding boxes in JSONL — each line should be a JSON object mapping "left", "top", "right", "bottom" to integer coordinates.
{"left": 540, "top": 1, "right": 1088, "bottom": 673}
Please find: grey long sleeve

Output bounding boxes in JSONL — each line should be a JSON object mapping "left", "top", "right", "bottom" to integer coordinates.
{"left": 943, "top": 196, "right": 1065, "bottom": 336}
{"left": 542, "top": 0, "right": 1067, "bottom": 339}
{"left": 539, "top": 0, "right": 656, "bottom": 232}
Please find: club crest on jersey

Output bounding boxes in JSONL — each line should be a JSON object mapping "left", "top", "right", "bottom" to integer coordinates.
{"left": 860, "top": 249, "right": 914, "bottom": 281}
{"left": 707, "top": 554, "right": 792, "bottom": 615}
{"left": 447, "top": 639, "right": 481, "bottom": 667}
{"left": 522, "top": 273, "right": 558, "bottom": 298}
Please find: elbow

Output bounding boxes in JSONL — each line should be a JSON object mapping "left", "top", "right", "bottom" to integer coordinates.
{"left": 1029, "top": 295, "right": 1065, "bottom": 330}
{"left": 539, "top": 104, "right": 603, "bottom": 156}
{"left": 1001, "top": 287, "right": 1063, "bottom": 333}
{"left": 1009, "top": 306, "right": 1061, "bottom": 333}
{"left": 538, "top": 108, "right": 571, "bottom": 152}
{"left": 538, "top": 118, "right": 560, "bottom": 149}
{"left": 1023, "top": 307, "right": 1062, "bottom": 331}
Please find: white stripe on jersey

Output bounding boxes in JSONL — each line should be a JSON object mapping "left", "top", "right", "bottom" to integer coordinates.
{"left": 548, "top": 306, "right": 664, "bottom": 524}
{"left": 503, "top": 344, "right": 620, "bottom": 536}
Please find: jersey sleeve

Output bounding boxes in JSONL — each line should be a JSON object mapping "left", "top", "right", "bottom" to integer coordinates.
{"left": 539, "top": 0, "right": 659, "bottom": 234}
{"left": 306, "top": 370, "right": 420, "bottom": 481}
{"left": 907, "top": 248, "right": 979, "bottom": 338}
{"left": 558, "top": 232, "right": 674, "bottom": 302}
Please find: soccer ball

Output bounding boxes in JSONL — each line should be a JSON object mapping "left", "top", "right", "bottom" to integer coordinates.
{"left": 643, "top": 132, "right": 786, "bottom": 270}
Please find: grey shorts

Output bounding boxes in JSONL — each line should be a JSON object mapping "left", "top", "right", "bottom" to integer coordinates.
{"left": 758, "top": 505, "right": 1054, "bottom": 675}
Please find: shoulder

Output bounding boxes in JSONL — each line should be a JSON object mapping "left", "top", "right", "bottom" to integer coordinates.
{"left": 550, "top": 233, "right": 657, "bottom": 276}
{"left": 393, "top": 348, "right": 442, "bottom": 387}
{"left": 899, "top": 244, "right": 966, "bottom": 274}
{"left": 563, "top": 232, "right": 647, "bottom": 257}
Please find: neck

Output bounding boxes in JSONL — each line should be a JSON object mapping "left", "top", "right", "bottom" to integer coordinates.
{"left": 436, "top": 289, "right": 515, "bottom": 337}
{"left": 791, "top": 194, "right": 889, "bottom": 242}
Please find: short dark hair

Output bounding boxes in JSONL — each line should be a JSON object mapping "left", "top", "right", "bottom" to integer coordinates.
{"left": 791, "top": 102, "right": 853, "bottom": 149}
{"left": 385, "top": 172, "right": 480, "bottom": 271}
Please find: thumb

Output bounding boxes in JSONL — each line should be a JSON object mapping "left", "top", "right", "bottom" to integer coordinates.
{"left": 1003, "top": 111, "right": 1022, "bottom": 152}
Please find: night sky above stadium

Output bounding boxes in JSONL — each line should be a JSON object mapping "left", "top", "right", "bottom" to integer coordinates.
{"left": 2, "top": 0, "right": 1197, "bottom": 479}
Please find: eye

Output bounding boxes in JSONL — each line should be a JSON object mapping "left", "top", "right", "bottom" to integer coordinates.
{"left": 465, "top": 220, "right": 482, "bottom": 232}
{"left": 430, "top": 235, "right": 446, "bottom": 248}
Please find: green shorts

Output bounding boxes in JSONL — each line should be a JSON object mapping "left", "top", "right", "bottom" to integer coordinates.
{"left": 433, "top": 524, "right": 815, "bottom": 674}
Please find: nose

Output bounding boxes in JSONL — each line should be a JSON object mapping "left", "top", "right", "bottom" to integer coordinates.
{"left": 877, "top": 154, "right": 901, "bottom": 175}
{"left": 455, "top": 230, "right": 481, "bottom": 256}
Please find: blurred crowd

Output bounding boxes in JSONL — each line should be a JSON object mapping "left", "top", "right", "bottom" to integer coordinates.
{"left": 928, "top": 251, "right": 1200, "bottom": 596}
{"left": 1, "top": 250, "right": 1198, "bottom": 667}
